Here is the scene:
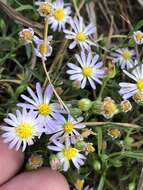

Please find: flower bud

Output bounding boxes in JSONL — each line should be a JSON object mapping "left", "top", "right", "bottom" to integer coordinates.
{"left": 120, "top": 100, "right": 132, "bottom": 113}
{"left": 72, "top": 80, "right": 81, "bottom": 89}
{"left": 93, "top": 160, "right": 101, "bottom": 171}
{"left": 70, "top": 108, "right": 82, "bottom": 118}
{"left": 92, "top": 99, "right": 102, "bottom": 114}
{"left": 124, "top": 137, "right": 134, "bottom": 146}
{"left": 128, "top": 182, "right": 136, "bottom": 190}
{"left": 26, "top": 154, "right": 43, "bottom": 170}
{"left": 78, "top": 98, "right": 92, "bottom": 111}
{"left": 74, "top": 140, "right": 87, "bottom": 151}
{"left": 133, "top": 90, "right": 143, "bottom": 103}
{"left": 49, "top": 154, "right": 61, "bottom": 170}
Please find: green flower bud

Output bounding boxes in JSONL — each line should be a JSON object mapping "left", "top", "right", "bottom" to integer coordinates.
{"left": 78, "top": 98, "right": 92, "bottom": 111}
{"left": 92, "top": 99, "right": 102, "bottom": 114}
{"left": 112, "top": 160, "right": 122, "bottom": 168}
{"left": 49, "top": 154, "right": 61, "bottom": 170}
{"left": 128, "top": 182, "right": 136, "bottom": 190}
{"left": 124, "top": 137, "right": 134, "bottom": 146}
{"left": 93, "top": 160, "right": 101, "bottom": 171}
{"left": 74, "top": 140, "right": 86, "bottom": 150}
{"left": 70, "top": 108, "right": 82, "bottom": 117}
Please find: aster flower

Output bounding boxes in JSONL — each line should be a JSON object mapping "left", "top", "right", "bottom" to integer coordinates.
{"left": 36, "top": 1, "right": 53, "bottom": 17}
{"left": 19, "top": 28, "right": 34, "bottom": 43}
{"left": 111, "top": 48, "right": 135, "bottom": 70}
{"left": 101, "top": 97, "right": 118, "bottom": 119}
{"left": 64, "top": 17, "right": 96, "bottom": 50}
{"left": 119, "top": 61, "right": 143, "bottom": 99}
{"left": 120, "top": 100, "right": 132, "bottom": 112}
{"left": 48, "top": 140, "right": 86, "bottom": 171}
{"left": 133, "top": 30, "right": 143, "bottom": 45}
{"left": 48, "top": 115, "right": 85, "bottom": 144}
{"left": 26, "top": 154, "right": 43, "bottom": 170}
{"left": 107, "top": 128, "right": 121, "bottom": 139}
{"left": 48, "top": 0, "right": 71, "bottom": 32}
{"left": 67, "top": 51, "right": 105, "bottom": 89}
{"left": 17, "top": 83, "right": 64, "bottom": 129}
{"left": 34, "top": 36, "right": 53, "bottom": 60}
{"left": 2, "top": 109, "right": 42, "bottom": 152}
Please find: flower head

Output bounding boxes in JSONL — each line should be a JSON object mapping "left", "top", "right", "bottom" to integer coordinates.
{"left": 133, "top": 30, "right": 143, "bottom": 45}
{"left": 111, "top": 48, "right": 135, "bottom": 69}
{"left": 120, "top": 100, "right": 132, "bottom": 112}
{"left": 119, "top": 61, "right": 143, "bottom": 99}
{"left": 101, "top": 97, "right": 118, "bottom": 119}
{"left": 34, "top": 36, "right": 53, "bottom": 60}
{"left": 67, "top": 51, "right": 105, "bottom": 89}
{"left": 49, "top": 115, "right": 85, "bottom": 144}
{"left": 19, "top": 28, "right": 34, "bottom": 43}
{"left": 108, "top": 128, "right": 121, "bottom": 139}
{"left": 2, "top": 109, "right": 42, "bottom": 151}
{"left": 48, "top": 0, "right": 71, "bottom": 31}
{"left": 17, "top": 83, "right": 64, "bottom": 129}
{"left": 64, "top": 17, "right": 96, "bottom": 50}
{"left": 26, "top": 154, "right": 43, "bottom": 170}
{"left": 48, "top": 140, "right": 86, "bottom": 171}
{"left": 36, "top": 1, "right": 53, "bottom": 17}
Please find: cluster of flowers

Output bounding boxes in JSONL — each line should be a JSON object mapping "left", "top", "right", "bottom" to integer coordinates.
{"left": 2, "top": 0, "right": 143, "bottom": 189}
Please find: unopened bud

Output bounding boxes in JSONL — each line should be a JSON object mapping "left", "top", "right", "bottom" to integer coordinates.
{"left": 78, "top": 98, "right": 92, "bottom": 111}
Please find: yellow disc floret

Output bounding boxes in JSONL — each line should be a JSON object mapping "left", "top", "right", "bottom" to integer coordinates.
{"left": 54, "top": 8, "right": 65, "bottom": 21}
{"left": 82, "top": 66, "right": 93, "bottom": 77}
{"left": 137, "top": 79, "right": 143, "bottom": 90}
{"left": 76, "top": 32, "right": 87, "bottom": 42}
{"left": 108, "top": 128, "right": 121, "bottom": 138}
{"left": 38, "top": 103, "right": 52, "bottom": 116}
{"left": 122, "top": 51, "right": 131, "bottom": 61}
{"left": 16, "top": 123, "right": 33, "bottom": 140}
{"left": 64, "top": 121, "right": 75, "bottom": 133}
{"left": 20, "top": 31, "right": 33, "bottom": 42}
{"left": 39, "top": 43, "right": 48, "bottom": 55}
{"left": 136, "top": 31, "right": 143, "bottom": 41}
{"left": 63, "top": 147, "right": 78, "bottom": 160}
{"left": 39, "top": 3, "right": 53, "bottom": 16}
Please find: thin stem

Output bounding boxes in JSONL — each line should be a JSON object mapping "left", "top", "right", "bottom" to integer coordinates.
{"left": 72, "top": 0, "right": 80, "bottom": 17}
{"left": 98, "top": 77, "right": 109, "bottom": 99}
{"left": 84, "top": 121, "right": 140, "bottom": 129}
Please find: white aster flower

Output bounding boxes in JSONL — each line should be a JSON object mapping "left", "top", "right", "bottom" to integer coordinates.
{"left": 48, "top": 0, "right": 71, "bottom": 32}
{"left": 17, "top": 83, "right": 64, "bottom": 128}
{"left": 48, "top": 140, "right": 86, "bottom": 171}
{"left": 34, "top": 36, "right": 53, "bottom": 60}
{"left": 111, "top": 48, "right": 135, "bottom": 69}
{"left": 119, "top": 61, "right": 143, "bottom": 99}
{"left": 64, "top": 17, "right": 96, "bottom": 50}
{"left": 67, "top": 51, "right": 105, "bottom": 89}
{"left": 2, "top": 109, "right": 42, "bottom": 152}
{"left": 19, "top": 28, "right": 34, "bottom": 43}
{"left": 49, "top": 115, "right": 85, "bottom": 144}
{"left": 133, "top": 30, "right": 143, "bottom": 45}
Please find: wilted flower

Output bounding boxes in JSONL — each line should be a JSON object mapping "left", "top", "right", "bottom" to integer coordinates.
{"left": 26, "top": 154, "right": 43, "bottom": 170}
{"left": 19, "top": 28, "right": 34, "bottom": 43}
{"left": 111, "top": 48, "right": 135, "bottom": 70}
{"left": 108, "top": 128, "right": 121, "bottom": 139}
{"left": 48, "top": 140, "right": 86, "bottom": 171}
{"left": 133, "top": 30, "right": 143, "bottom": 45}
{"left": 49, "top": 0, "right": 71, "bottom": 31}
{"left": 64, "top": 17, "right": 96, "bottom": 50}
{"left": 2, "top": 109, "right": 42, "bottom": 152}
{"left": 120, "top": 100, "right": 132, "bottom": 112}
{"left": 34, "top": 36, "right": 53, "bottom": 60}
{"left": 119, "top": 61, "right": 143, "bottom": 99}
{"left": 36, "top": 1, "right": 53, "bottom": 17}
{"left": 67, "top": 51, "right": 105, "bottom": 89}
{"left": 101, "top": 97, "right": 118, "bottom": 119}
{"left": 105, "top": 60, "right": 116, "bottom": 78}
{"left": 84, "top": 143, "right": 95, "bottom": 155}
{"left": 133, "top": 90, "right": 143, "bottom": 103}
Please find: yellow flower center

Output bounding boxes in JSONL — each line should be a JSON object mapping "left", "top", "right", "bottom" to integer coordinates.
{"left": 64, "top": 121, "right": 75, "bottom": 133}
{"left": 39, "top": 3, "right": 52, "bottom": 16}
{"left": 38, "top": 103, "right": 52, "bottom": 116}
{"left": 136, "top": 32, "right": 143, "bottom": 41}
{"left": 16, "top": 123, "right": 33, "bottom": 140}
{"left": 82, "top": 66, "right": 93, "bottom": 77}
{"left": 30, "top": 155, "right": 43, "bottom": 166}
{"left": 121, "top": 100, "right": 131, "bottom": 112}
{"left": 122, "top": 51, "right": 131, "bottom": 61}
{"left": 63, "top": 147, "right": 78, "bottom": 160}
{"left": 21, "top": 31, "right": 33, "bottom": 41}
{"left": 133, "top": 90, "right": 143, "bottom": 103}
{"left": 76, "top": 32, "right": 87, "bottom": 42}
{"left": 75, "top": 179, "right": 84, "bottom": 189}
{"left": 103, "top": 98, "right": 118, "bottom": 118}
{"left": 54, "top": 8, "right": 65, "bottom": 21}
{"left": 109, "top": 129, "right": 121, "bottom": 138}
{"left": 137, "top": 79, "right": 143, "bottom": 90}
{"left": 39, "top": 43, "right": 48, "bottom": 55}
